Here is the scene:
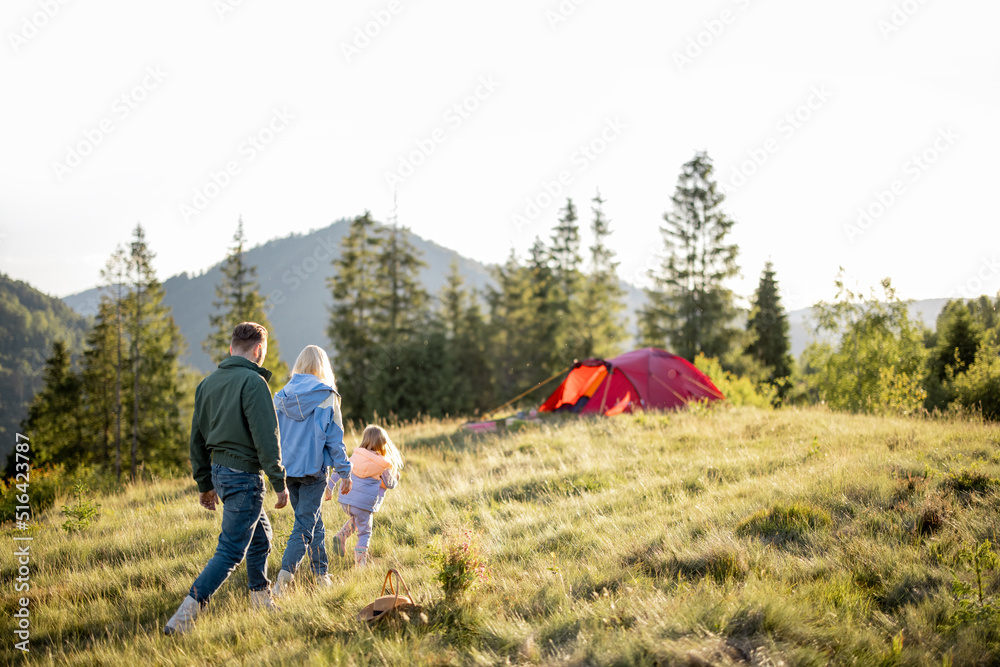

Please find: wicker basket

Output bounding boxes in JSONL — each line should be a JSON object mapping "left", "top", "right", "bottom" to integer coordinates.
{"left": 358, "top": 569, "right": 422, "bottom": 625}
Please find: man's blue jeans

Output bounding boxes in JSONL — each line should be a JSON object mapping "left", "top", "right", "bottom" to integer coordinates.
{"left": 189, "top": 464, "right": 273, "bottom": 603}
{"left": 279, "top": 473, "right": 328, "bottom": 575}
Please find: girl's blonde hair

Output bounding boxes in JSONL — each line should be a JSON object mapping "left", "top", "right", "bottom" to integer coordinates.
{"left": 292, "top": 345, "right": 337, "bottom": 389}
{"left": 359, "top": 424, "right": 403, "bottom": 475}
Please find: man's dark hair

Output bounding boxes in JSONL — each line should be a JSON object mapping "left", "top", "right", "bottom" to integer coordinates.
{"left": 231, "top": 322, "right": 268, "bottom": 355}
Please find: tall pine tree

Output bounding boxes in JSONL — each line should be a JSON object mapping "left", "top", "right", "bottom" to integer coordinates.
{"left": 549, "top": 199, "right": 589, "bottom": 367}
{"left": 123, "top": 224, "right": 186, "bottom": 478}
{"left": 374, "top": 219, "right": 429, "bottom": 346}
{"left": 368, "top": 212, "right": 431, "bottom": 418}
{"left": 204, "top": 218, "right": 289, "bottom": 393}
{"left": 487, "top": 250, "right": 537, "bottom": 400}
{"left": 745, "top": 261, "right": 792, "bottom": 399}
{"left": 22, "top": 341, "right": 84, "bottom": 466}
{"left": 80, "top": 300, "right": 118, "bottom": 468}
{"left": 639, "top": 151, "right": 740, "bottom": 361}
{"left": 580, "top": 191, "right": 626, "bottom": 358}
{"left": 439, "top": 261, "right": 493, "bottom": 415}
{"left": 328, "top": 212, "right": 382, "bottom": 419}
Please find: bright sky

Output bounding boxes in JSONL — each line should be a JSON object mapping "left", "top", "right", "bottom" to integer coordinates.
{"left": 1, "top": 0, "right": 998, "bottom": 310}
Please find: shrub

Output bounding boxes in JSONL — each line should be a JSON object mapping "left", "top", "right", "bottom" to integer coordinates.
{"left": 953, "top": 335, "right": 1000, "bottom": 420}
{"left": 428, "top": 529, "right": 490, "bottom": 603}
{"left": 0, "top": 463, "right": 66, "bottom": 524}
{"left": 60, "top": 482, "right": 101, "bottom": 533}
{"left": 736, "top": 502, "right": 832, "bottom": 542}
{"left": 693, "top": 354, "right": 776, "bottom": 408}
{"left": 942, "top": 468, "right": 999, "bottom": 498}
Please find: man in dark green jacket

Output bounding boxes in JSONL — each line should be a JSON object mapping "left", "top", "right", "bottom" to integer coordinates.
{"left": 165, "top": 322, "right": 288, "bottom": 635}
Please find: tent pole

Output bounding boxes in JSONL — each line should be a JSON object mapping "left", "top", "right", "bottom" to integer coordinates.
{"left": 483, "top": 366, "right": 572, "bottom": 419}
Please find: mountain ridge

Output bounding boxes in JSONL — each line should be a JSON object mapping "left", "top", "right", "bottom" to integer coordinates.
{"left": 60, "top": 218, "right": 954, "bottom": 371}
{"left": 62, "top": 219, "right": 647, "bottom": 373}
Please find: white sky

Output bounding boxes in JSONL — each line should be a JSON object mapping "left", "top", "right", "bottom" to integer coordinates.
{"left": 1, "top": 0, "right": 998, "bottom": 310}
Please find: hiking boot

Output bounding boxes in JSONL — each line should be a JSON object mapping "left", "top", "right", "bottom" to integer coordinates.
{"left": 354, "top": 548, "right": 368, "bottom": 568}
{"left": 164, "top": 595, "right": 202, "bottom": 635}
{"left": 271, "top": 569, "right": 294, "bottom": 599}
{"left": 250, "top": 589, "right": 279, "bottom": 611}
{"left": 332, "top": 522, "right": 353, "bottom": 558}
{"left": 316, "top": 573, "right": 333, "bottom": 588}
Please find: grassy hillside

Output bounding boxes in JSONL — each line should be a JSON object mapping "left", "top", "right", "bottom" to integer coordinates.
{"left": 3, "top": 407, "right": 1000, "bottom": 665}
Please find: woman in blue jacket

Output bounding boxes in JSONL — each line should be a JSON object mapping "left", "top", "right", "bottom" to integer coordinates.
{"left": 271, "top": 345, "right": 351, "bottom": 596}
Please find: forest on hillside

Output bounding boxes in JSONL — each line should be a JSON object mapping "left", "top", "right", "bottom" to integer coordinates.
{"left": 11, "top": 151, "right": 1000, "bottom": 482}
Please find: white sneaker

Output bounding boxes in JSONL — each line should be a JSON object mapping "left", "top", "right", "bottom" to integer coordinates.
{"left": 316, "top": 574, "right": 333, "bottom": 588}
{"left": 164, "top": 595, "right": 201, "bottom": 635}
{"left": 250, "top": 589, "right": 279, "bottom": 611}
{"left": 271, "top": 569, "right": 294, "bottom": 598}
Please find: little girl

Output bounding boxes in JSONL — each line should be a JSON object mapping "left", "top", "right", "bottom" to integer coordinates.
{"left": 271, "top": 345, "right": 351, "bottom": 597}
{"left": 332, "top": 424, "right": 403, "bottom": 567}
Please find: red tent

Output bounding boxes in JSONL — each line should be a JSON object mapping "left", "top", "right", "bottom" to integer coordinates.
{"left": 538, "top": 348, "right": 725, "bottom": 416}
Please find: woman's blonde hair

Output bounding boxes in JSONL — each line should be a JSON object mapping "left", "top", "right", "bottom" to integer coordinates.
{"left": 292, "top": 345, "right": 337, "bottom": 389}
{"left": 359, "top": 424, "right": 403, "bottom": 475}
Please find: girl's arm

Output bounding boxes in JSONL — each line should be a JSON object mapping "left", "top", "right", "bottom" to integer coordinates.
{"left": 321, "top": 393, "right": 352, "bottom": 485}
{"left": 380, "top": 468, "right": 399, "bottom": 490}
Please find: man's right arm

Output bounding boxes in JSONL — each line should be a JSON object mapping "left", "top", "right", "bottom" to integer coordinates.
{"left": 190, "top": 383, "right": 214, "bottom": 493}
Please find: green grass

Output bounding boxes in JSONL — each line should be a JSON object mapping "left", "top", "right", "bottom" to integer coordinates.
{"left": 3, "top": 407, "right": 1000, "bottom": 665}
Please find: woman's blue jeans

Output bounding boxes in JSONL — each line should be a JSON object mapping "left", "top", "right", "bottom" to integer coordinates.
{"left": 279, "top": 473, "right": 328, "bottom": 575}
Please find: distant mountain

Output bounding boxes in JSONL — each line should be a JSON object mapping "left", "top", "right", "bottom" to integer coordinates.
{"left": 64, "top": 219, "right": 505, "bottom": 373}
{"left": 0, "top": 274, "right": 91, "bottom": 465}
{"left": 65, "top": 219, "right": 648, "bottom": 374}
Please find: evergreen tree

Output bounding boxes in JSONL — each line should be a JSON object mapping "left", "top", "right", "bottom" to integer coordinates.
{"left": 204, "top": 218, "right": 289, "bottom": 393}
{"left": 22, "top": 341, "right": 84, "bottom": 466}
{"left": 639, "top": 152, "right": 740, "bottom": 361}
{"left": 96, "top": 246, "right": 127, "bottom": 480}
{"left": 580, "top": 191, "right": 626, "bottom": 358}
{"left": 80, "top": 300, "right": 118, "bottom": 467}
{"left": 528, "top": 237, "right": 566, "bottom": 374}
{"left": 367, "top": 219, "right": 432, "bottom": 419}
{"left": 550, "top": 198, "right": 583, "bottom": 303}
{"left": 745, "top": 261, "right": 793, "bottom": 398}
{"left": 328, "top": 212, "right": 383, "bottom": 419}
{"left": 924, "top": 301, "right": 983, "bottom": 410}
{"left": 487, "top": 251, "right": 536, "bottom": 400}
{"left": 124, "top": 224, "right": 186, "bottom": 478}
{"left": 548, "top": 199, "right": 589, "bottom": 367}
{"left": 439, "top": 262, "right": 493, "bottom": 415}
{"left": 374, "top": 220, "right": 429, "bottom": 346}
